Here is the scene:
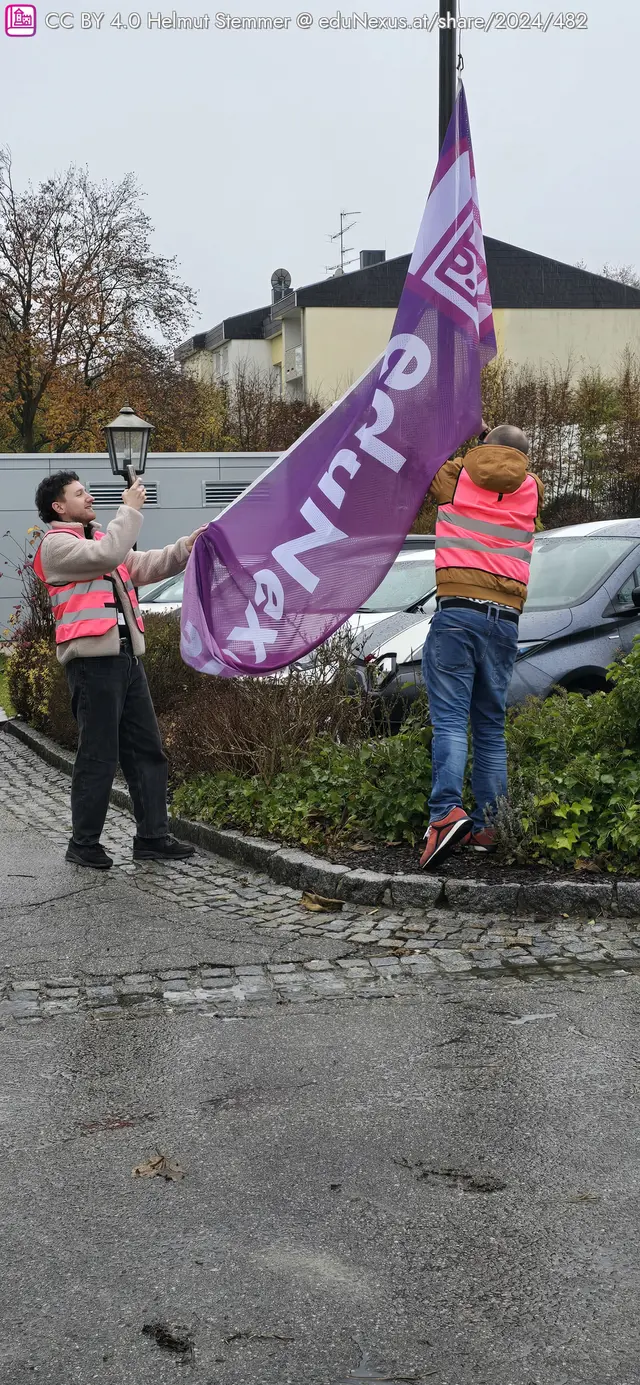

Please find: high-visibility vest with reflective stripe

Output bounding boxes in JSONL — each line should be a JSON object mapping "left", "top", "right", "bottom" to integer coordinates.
{"left": 33, "top": 525, "right": 145, "bottom": 645}
{"left": 435, "top": 466, "right": 538, "bottom": 587}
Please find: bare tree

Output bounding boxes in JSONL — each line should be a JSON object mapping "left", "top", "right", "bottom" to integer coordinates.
{"left": 601, "top": 263, "right": 640, "bottom": 289}
{"left": 0, "top": 150, "right": 197, "bottom": 450}
{"left": 220, "top": 360, "right": 323, "bottom": 452}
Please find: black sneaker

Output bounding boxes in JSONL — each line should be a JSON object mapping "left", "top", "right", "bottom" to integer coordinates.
{"left": 66, "top": 840, "right": 113, "bottom": 870}
{"left": 133, "top": 834, "right": 196, "bottom": 862}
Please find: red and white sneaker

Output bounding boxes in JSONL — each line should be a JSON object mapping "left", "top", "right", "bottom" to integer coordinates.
{"left": 419, "top": 806, "right": 473, "bottom": 871}
{"left": 462, "top": 828, "right": 498, "bottom": 853}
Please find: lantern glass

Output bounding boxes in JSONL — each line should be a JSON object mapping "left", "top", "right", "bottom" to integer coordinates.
{"left": 104, "top": 406, "right": 153, "bottom": 479}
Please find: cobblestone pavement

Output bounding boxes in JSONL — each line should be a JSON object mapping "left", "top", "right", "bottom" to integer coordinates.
{"left": 3, "top": 730, "right": 640, "bottom": 1017}
{"left": 1, "top": 955, "right": 637, "bottom": 1023}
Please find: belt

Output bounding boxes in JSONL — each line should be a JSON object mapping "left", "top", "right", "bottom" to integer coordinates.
{"left": 437, "top": 597, "right": 520, "bottom": 626}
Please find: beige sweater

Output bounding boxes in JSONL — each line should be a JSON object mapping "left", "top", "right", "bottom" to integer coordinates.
{"left": 40, "top": 506, "right": 190, "bottom": 664}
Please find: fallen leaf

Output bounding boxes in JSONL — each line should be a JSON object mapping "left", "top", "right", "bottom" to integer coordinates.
{"left": 568, "top": 1190, "right": 601, "bottom": 1203}
{"left": 142, "top": 1322, "right": 194, "bottom": 1360}
{"left": 133, "top": 1153, "right": 185, "bottom": 1181}
{"left": 574, "top": 860, "right": 601, "bottom": 873}
{"left": 300, "top": 891, "right": 344, "bottom": 912}
{"left": 348, "top": 841, "right": 373, "bottom": 852}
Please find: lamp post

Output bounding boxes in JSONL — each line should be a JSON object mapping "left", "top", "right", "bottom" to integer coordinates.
{"left": 104, "top": 405, "right": 153, "bottom": 488}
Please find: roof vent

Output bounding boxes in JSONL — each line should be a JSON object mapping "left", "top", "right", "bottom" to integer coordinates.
{"left": 359, "top": 250, "right": 386, "bottom": 269}
{"left": 88, "top": 481, "right": 158, "bottom": 506}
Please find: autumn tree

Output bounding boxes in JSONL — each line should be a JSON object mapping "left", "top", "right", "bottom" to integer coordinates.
{"left": 0, "top": 151, "right": 196, "bottom": 450}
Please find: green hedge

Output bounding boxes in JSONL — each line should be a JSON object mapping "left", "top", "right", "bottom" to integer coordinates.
{"left": 8, "top": 614, "right": 640, "bottom": 871}
{"left": 173, "top": 639, "right": 640, "bottom": 872}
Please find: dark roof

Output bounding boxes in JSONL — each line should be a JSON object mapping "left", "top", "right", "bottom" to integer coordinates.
{"left": 175, "top": 304, "right": 270, "bottom": 360}
{"left": 176, "top": 240, "right": 640, "bottom": 357}
{"left": 280, "top": 239, "right": 640, "bottom": 312}
{"left": 486, "top": 239, "right": 640, "bottom": 309}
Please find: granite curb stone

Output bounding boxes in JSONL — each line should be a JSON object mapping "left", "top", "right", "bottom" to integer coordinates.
{"left": 4, "top": 717, "right": 635, "bottom": 920}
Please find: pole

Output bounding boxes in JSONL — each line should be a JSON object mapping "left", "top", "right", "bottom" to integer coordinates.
{"left": 439, "top": 0, "right": 457, "bottom": 149}
{"left": 438, "top": 0, "right": 458, "bottom": 452}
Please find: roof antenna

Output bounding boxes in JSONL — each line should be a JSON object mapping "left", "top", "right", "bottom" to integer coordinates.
{"left": 325, "top": 209, "right": 360, "bottom": 276}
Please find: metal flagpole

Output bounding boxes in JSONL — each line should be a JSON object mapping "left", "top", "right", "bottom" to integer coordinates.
{"left": 439, "top": 0, "right": 458, "bottom": 149}
{"left": 437, "top": 0, "right": 459, "bottom": 456}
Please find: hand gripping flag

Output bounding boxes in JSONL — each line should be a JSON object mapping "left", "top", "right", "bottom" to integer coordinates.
{"left": 181, "top": 85, "right": 496, "bottom": 677}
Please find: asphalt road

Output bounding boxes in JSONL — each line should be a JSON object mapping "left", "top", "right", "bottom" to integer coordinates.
{"left": 1, "top": 746, "right": 639, "bottom": 1385}
{"left": 2, "top": 980, "right": 640, "bottom": 1385}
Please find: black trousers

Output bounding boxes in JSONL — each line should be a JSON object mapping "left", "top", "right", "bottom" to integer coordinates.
{"left": 65, "top": 645, "right": 169, "bottom": 845}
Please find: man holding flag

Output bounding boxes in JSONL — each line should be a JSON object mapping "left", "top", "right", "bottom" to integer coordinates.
{"left": 419, "top": 423, "right": 543, "bottom": 870}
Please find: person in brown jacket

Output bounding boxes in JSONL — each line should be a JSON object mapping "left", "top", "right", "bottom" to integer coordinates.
{"left": 34, "top": 469, "right": 204, "bottom": 870}
{"left": 419, "top": 424, "right": 543, "bottom": 870}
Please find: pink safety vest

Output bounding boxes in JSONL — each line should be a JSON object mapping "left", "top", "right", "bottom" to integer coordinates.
{"left": 33, "top": 525, "right": 145, "bottom": 645}
{"left": 435, "top": 467, "right": 538, "bottom": 587}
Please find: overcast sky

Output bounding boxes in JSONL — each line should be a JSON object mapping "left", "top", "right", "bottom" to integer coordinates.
{"left": 1, "top": 1, "right": 635, "bottom": 338}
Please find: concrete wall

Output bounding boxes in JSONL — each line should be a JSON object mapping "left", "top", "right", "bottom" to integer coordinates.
{"left": 493, "top": 308, "right": 640, "bottom": 377}
{"left": 303, "top": 306, "right": 397, "bottom": 403}
{"left": 0, "top": 451, "right": 277, "bottom": 637}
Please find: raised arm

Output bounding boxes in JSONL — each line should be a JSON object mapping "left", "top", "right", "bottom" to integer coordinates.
{"left": 40, "top": 505, "right": 143, "bottom": 581}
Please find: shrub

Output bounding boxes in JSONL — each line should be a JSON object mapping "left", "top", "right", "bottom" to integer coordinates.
{"left": 158, "top": 625, "right": 374, "bottom": 785}
{"left": 172, "top": 725, "right": 433, "bottom": 850}
{"left": 7, "top": 636, "right": 56, "bottom": 730}
{"left": 142, "top": 613, "right": 199, "bottom": 715}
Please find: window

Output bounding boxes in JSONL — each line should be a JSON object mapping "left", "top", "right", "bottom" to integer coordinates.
{"left": 613, "top": 568, "right": 640, "bottom": 609}
{"left": 359, "top": 557, "right": 436, "bottom": 613}
{"left": 139, "top": 574, "right": 185, "bottom": 603}
{"left": 526, "top": 535, "right": 638, "bottom": 611}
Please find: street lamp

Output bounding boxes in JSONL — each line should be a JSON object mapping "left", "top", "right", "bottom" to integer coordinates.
{"left": 104, "top": 405, "right": 153, "bottom": 487}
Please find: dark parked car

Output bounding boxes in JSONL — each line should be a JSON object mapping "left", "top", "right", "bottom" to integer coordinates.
{"left": 359, "top": 519, "right": 640, "bottom": 723}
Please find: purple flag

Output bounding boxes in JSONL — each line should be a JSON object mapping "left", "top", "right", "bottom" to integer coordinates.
{"left": 181, "top": 85, "right": 496, "bottom": 677}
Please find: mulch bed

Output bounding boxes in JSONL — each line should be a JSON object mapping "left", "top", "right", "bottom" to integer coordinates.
{"left": 319, "top": 840, "right": 640, "bottom": 883}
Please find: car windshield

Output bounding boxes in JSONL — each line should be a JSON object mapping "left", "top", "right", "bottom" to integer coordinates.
{"left": 140, "top": 574, "right": 185, "bottom": 603}
{"left": 526, "top": 534, "right": 637, "bottom": 611}
{"left": 359, "top": 557, "right": 436, "bottom": 613}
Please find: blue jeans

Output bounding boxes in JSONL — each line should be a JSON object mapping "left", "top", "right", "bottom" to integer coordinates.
{"left": 422, "top": 606, "right": 519, "bottom": 831}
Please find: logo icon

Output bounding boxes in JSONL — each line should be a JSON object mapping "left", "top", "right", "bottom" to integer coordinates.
{"left": 409, "top": 202, "right": 493, "bottom": 338}
{"left": 5, "top": 3, "right": 36, "bottom": 34}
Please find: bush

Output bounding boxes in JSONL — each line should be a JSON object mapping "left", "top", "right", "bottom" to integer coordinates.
{"left": 174, "top": 640, "right": 640, "bottom": 872}
{"left": 11, "top": 593, "right": 640, "bottom": 873}
{"left": 7, "top": 636, "right": 57, "bottom": 731}
{"left": 158, "top": 625, "right": 374, "bottom": 785}
{"left": 173, "top": 723, "right": 433, "bottom": 850}
{"left": 142, "top": 613, "right": 200, "bottom": 715}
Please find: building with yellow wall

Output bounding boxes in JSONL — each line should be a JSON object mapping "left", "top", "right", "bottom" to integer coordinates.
{"left": 176, "top": 241, "right": 640, "bottom": 405}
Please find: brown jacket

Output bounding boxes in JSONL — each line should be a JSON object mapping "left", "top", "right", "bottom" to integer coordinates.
{"left": 40, "top": 506, "right": 191, "bottom": 664}
{"left": 428, "top": 445, "right": 544, "bottom": 612}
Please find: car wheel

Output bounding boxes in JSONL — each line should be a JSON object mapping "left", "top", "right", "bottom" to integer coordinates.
{"left": 560, "top": 679, "right": 609, "bottom": 698}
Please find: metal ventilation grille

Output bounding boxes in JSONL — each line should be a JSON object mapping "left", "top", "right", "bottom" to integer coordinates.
{"left": 88, "top": 481, "right": 158, "bottom": 506}
{"left": 203, "top": 481, "right": 247, "bottom": 506}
